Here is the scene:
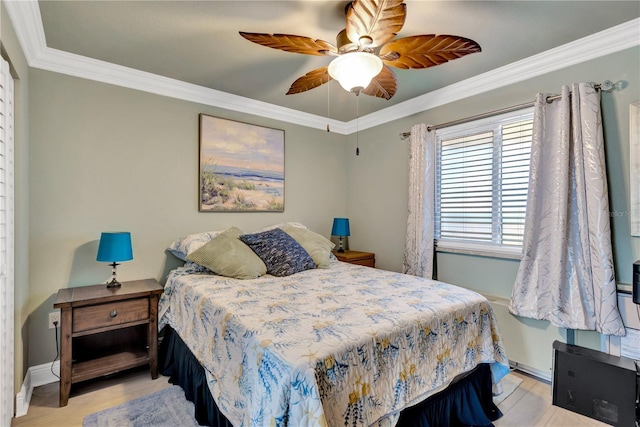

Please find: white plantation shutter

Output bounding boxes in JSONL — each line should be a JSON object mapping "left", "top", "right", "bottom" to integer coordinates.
{"left": 500, "top": 120, "right": 533, "bottom": 246}
{"left": 435, "top": 108, "right": 533, "bottom": 254}
{"left": 437, "top": 131, "right": 494, "bottom": 242}
{"left": 0, "top": 57, "right": 15, "bottom": 423}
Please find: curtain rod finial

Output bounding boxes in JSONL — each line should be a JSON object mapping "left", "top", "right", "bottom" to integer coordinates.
{"left": 599, "top": 80, "right": 614, "bottom": 92}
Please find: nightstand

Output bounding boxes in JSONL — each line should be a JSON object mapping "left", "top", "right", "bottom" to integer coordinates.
{"left": 332, "top": 250, "right": 375, "bottom": 268}
{"left": 53, "top": 278, "right": 163, "bottom": 407}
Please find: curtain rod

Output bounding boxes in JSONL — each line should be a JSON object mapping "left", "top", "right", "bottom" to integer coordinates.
{"left": 399, "top": 80, "right": 614, "bottom": 140}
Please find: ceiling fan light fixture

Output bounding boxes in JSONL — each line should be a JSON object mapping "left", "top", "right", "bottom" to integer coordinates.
{"left": 241, "top": 1, "right": 480, "bottom": 100}
{"left": 328, "top": 52, "right": 383, "bottom": 93}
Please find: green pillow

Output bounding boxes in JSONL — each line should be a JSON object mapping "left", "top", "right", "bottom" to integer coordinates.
{"left": 281, "top": 224, "right": 335, "bottom": 268}
{"left": 187, "top": 227, "right": 267, "bottom": 279}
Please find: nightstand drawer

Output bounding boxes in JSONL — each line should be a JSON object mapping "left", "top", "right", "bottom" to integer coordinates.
{"left": 332, "top": 250, "right": 375, "bottom": 268}
{"left": 73, "top": 298, "right": 149, "bottom": 332}
{"left": 349, "top": 258, "right": 375, "bottom": 267}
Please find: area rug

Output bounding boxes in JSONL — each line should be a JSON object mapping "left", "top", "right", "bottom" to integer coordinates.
{"left": 493, "top": 373, "right": 523, "bottom": 405}
{"left": 83, "top": 386, "right": 199, "bottom": 427}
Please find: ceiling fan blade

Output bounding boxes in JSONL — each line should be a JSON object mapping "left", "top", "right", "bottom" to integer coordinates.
{"left": 346, "top": 0, "right": 406, "bottom": 48}
{"left": 239, "top": 32, "right": 336, "bottom": 56}
{"left": 286, "top": 67, "right": 332, "bottom": 95}
{"left": 380, "top": 34, "right": 481, "bottom": 69}
{"left": 361, "top": 65, "right": 397, "bottom": 100}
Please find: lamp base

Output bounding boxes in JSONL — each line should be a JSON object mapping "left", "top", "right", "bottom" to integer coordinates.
{"left": 337, "top": 236, "right": 345, "bottom": 253}
{"left": 337, "top": 248, "right": 345, "bottom": 253}
{"left": 106, "top": 262, "right": 122, "bottom": 288}
{"left": 106, "top": 278, "right": 122, "bottom": 288}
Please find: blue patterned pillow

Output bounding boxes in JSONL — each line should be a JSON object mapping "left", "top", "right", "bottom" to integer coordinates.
{"left": 239, "top": 228, "right": 316, "bottom": 277}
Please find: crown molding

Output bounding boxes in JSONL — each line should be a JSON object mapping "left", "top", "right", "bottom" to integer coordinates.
{"left": 4, "top": 1, "right": 639, "bottom": 135}
{"left": 3, "top": 0, "right": 351, "bottom": 134}
{"left": 40, "top": 46, "right": 353, "bottom": 134}
{"left": 3, "top": 0, "right": 46, "bottom": 61}
{"left": 351, "top": 17, "right": 640, "bottom": 131}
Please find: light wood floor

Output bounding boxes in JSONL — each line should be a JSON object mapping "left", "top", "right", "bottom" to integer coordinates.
{"left": 12, "top": 368, "right": 609, "bottom": 426}
{"left": 493, "top": 371, "right": 608, "bottom": 427}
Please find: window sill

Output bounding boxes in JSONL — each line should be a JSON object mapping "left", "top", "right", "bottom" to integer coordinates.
{"left": 435, "top": 241, "right": 522, "bottom": 260}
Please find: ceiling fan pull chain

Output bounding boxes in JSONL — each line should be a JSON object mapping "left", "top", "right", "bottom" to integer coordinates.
{"left": 356, "top": 94, "right": 360, "bottom": 156}
{"left": 327, "top": 81, "right": 331, "bottom": 132}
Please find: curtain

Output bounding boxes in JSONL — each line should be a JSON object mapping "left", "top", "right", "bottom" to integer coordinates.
{"left": 509, "top": 83, "right": 625, "bottom": 336}
{"left": 403, "top": 124, "right": 436, "bottom": 279}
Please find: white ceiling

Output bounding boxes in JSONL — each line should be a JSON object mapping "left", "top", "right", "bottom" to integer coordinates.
{"left": 5, "top": 1, "right": 640, "bottom": 132}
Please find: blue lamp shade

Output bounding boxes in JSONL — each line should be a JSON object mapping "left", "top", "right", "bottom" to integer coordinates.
{"left": 331, "top": 218, "right": 350, "bottom": 237}
{"left": 97, "top": 232, "right": 133, "bottom": 262}
{"left": 331, "top": 218, "right": 350, "bottom": 253}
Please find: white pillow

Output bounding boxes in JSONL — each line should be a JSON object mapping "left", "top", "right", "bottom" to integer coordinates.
{"left": 167, "top": 230, "right": 223, "bottom": 261}
{"left": 258, "top": 222, "right": 308, "bottom": 232}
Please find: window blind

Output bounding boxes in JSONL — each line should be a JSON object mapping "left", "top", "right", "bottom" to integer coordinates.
{"left": 500, "top": 120, "right": 532, "bottom": 246}
{"left": 435, "top": 109, "right": 533, "bottom": 253}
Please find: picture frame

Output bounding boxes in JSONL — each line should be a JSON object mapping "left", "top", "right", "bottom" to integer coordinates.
{"left": 631, "top": 101, "right": 640, "bottom": 236}
{"left": 199, "top": 114, "right": 285, "bottom": 212}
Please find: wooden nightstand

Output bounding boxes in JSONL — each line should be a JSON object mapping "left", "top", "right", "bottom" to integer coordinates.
{"left": 53, "top": 278, "right": 163, "bottom": 407}
{"left": 332, "top": 250, "right": 375, "bottom": 268}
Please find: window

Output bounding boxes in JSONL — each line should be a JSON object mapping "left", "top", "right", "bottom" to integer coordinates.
{"left": 434, "top": 108, "right": 533, "bottom": 257}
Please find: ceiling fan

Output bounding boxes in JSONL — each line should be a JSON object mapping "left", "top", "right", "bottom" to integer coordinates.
{"left": 240, "top": 0, "right": 481, "bottom": 100}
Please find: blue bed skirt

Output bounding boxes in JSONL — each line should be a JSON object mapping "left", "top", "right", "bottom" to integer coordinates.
{"left": 159, "top": 326, "right": 502, "bottom": 426}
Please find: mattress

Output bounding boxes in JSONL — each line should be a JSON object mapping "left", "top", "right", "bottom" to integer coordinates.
{"left": 158, "top": 260, "right": 509, "bottom": 426}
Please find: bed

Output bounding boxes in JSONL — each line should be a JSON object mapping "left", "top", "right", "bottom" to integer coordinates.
{"left": 157, "top": 225, "right": 510, "bottom": 426}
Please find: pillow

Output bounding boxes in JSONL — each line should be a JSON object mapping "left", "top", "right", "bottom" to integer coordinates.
{"left": 258, "top": 222, "right": 308, "bottom": 232}
{"left": 186, "top": 227, "right": 267, "bottom": 279}
{"left": 239, "top": 228, "right": 316, "bottom": 277}
{"left": 281, "top": 224, "right": 335, "bottom": 268}
{"left": 167, "top": 230, "right": 223, "bottom": 261}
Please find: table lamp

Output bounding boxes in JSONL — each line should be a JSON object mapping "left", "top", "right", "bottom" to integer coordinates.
{"left": 97, "top": 232, "right": 133, "bottom": 288}
{"left": 331, "top": 218, "right": 350, "bottom": 253}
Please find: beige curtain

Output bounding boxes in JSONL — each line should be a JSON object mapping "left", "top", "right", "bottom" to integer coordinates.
{"left": 403, "top": 124, "right": 436, "bottom": 278}
{"left": 509, "top": 83, "right": 625, "bottom": 336}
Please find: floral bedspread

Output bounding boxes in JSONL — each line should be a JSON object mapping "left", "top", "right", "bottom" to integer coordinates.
{"left": 159, "top": 260, "right": 509, "bottom": 427}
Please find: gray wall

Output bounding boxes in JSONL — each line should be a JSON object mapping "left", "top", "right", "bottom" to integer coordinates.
{"left": 27, "top": 69, "right": 349, "bottom": 366}
{"left": 346, "top": 46, "right": 640, "bottom": 367}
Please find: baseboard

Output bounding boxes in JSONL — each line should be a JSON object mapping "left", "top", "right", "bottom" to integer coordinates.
{"left": 14, "top": 370, "right": 31, "bottom": 417}
{"left": 15, "top": 361, "right": 59, "bottom": 418}
{"left": 509, "top": 360, "right": 552, "bottom": 382}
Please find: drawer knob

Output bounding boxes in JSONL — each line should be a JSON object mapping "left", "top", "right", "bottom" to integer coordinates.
{"left": 109, "top": 310, "right": 118, "bottom": 318}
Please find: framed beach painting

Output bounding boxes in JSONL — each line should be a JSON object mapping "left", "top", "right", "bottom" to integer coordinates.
{"left": 199, "top": 114, "right": 284, "bottom": 212}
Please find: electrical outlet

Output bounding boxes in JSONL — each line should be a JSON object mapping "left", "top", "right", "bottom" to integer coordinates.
{"left": 48, "top": 312, "right": 60, "bottom": 329}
